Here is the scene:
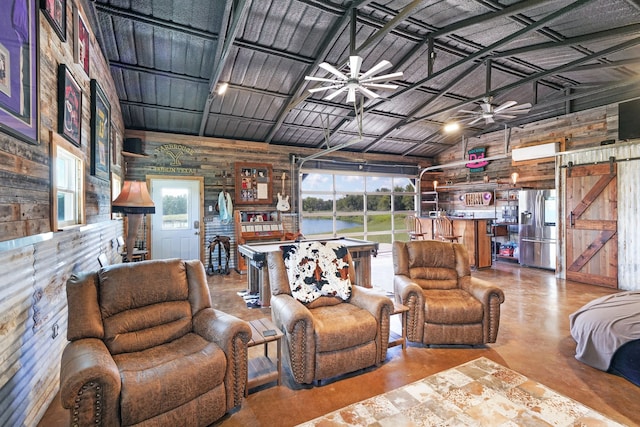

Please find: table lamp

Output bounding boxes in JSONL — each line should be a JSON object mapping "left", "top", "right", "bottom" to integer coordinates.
{"left": 112, "top": 181, "right": 155, "bottom": 261}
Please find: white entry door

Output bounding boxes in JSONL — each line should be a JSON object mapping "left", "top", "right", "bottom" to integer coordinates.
{"left": 150, "top": 178, "right": 202, "bottom": 261}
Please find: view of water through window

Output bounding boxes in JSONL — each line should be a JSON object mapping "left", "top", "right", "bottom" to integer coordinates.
{"left": 300, "top": 171, "right": 418, "bottom": 246}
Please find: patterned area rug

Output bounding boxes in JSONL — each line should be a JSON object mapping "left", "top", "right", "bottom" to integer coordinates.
{"left": 297, "top": 357, "right": 625, "bottom": 426}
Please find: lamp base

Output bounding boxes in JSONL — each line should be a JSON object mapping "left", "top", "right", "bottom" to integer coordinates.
{"left": 124, "top": 214, "right": 143, "bottom": 262}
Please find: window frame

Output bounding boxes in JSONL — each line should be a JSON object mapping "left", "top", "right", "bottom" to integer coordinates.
{"left": 51, "top": 131, "right": 85, "bottom": 230}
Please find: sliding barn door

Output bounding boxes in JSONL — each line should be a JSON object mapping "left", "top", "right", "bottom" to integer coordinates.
{"left": 565, "top": 163, "right": 617, "bottom": 288}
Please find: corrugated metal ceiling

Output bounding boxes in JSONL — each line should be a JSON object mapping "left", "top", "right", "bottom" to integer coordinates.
{"left": 91, "top": 0, "right": 640, "bottom": 160}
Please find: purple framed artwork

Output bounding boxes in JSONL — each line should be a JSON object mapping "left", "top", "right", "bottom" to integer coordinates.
{"left": 0, "top": 0, "right": 39, "bottom": 145}
{"left": 90, "top": 79, "right": 110, "bottom": 181}
{"left": 58, "top": 64, "right": 81, "bottom": 146}
{"left": 73, "top": 6, "right": 89, "bottom": 76}
{"left": 41, "top": 0, "right": 66, "bottom": 41}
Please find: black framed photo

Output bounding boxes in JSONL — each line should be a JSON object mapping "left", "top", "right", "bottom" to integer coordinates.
{"left": 58, "top": 64, "right": 81, "bottom": 146}
{"left": 41, "top": 0, "right": 66, "bottom": 42}
{"left": 90, "top": 79, "right": 110, "bottom": 181}
{"left": 0, "top": 0, "right": 40, "bottom": 144}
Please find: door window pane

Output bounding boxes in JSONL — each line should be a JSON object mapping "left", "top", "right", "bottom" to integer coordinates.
{"left": 162, "top": 188, "right": 188, "bottom": 229}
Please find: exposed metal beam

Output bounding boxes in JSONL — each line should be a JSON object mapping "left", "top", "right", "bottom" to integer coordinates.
{"left": 493, "top": 23, "right": 640, "bottom": 58}
{"left": 199, "top": 0, "right": 250, "bottom": 136}
{"left": 109, "top": 62, "right": 209, "bottom": 84}
{"left": 412, "top": 36, "right": 640, "bottom": 124}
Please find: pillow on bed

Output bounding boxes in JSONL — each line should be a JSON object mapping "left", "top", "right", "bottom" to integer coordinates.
{"left": 281, "top": 241, "right": 352, "bottom": 304}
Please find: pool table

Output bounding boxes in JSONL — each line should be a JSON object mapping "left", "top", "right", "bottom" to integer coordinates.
{"left": 238, "top": 237, "right": 379, "bottom": 307}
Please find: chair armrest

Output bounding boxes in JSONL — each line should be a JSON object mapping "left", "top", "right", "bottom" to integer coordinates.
{"left": 270, "top": 294, "right": 316, "bottom": 384}
{"left": 349, "top": 286, "right": 393, "bottom": 319}
{"left": 193, "top": 308, "right": 251, "bottom": 410}
{"left": 60, "top": 339, "right": 121, "bottom": 426}
{"left": 349, "top": 286, "right": 394, "bottom": 363}
{"left": 463, "top": 277, "right": 505, "bottom": 305}
{"left": 463, "top": 277, "right": 505, "bottom": 343}
{"left": 393, "top": 274, "right": 425, "bottom": 342}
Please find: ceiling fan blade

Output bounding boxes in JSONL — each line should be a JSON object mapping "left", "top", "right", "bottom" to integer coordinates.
{"left": 359, "top": 60, "right": 392, "bottom": 80}
{"left": 358, "top": 86, "right": 380, "bottom": 99}
{"left": 319, "top": 62, "right": 348, "bottom": 80}
{"left": 346, "top": 87, "right": 356, "bottom": 104}
{"left": 349, "top": 56, "right": 362, "bottom": 79}
{"left": 324, "top": 86, "right": 348, "bottom": 101}
{"left": 467, "top": 116, "right": 484, "bottom": 125}
{"left": 362, "top": 83, "right": 398, "bottom": 90}
{"left": 503, "top": 103, "right": 532, "bottom": 113}
{"left": 494, "top": 114, "right": 517, "bottom": 119}
{"left": 308, "top": 84, "right": 345, "bottom": 94}
{"left": 458, "top": 109, "right": 479, "bottom": 115}
{"left": 494, "top": 100, "right": 518, "bottom": 113}
{"left": 305, "top": 76, "right": 341, "bottom": 83}
{"left": 361, "top": 71, "right": 404, "bottom": 83}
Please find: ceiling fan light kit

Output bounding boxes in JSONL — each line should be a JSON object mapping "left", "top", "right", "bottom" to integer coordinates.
{"left": 305, "top": 55, "right": 403, "bottom": 104}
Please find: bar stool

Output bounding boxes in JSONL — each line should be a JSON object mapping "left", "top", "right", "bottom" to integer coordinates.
{"left": 434, "top": 216, "right": 461, "bottom": 243}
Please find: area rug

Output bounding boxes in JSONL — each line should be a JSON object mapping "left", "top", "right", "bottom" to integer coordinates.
{"left": 297, "top": 357, "right": 625, "bottom": 426}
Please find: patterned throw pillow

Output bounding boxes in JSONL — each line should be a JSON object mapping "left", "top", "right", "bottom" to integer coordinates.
{"left": 281, "top": 241, "right": 352, "bottom": 304}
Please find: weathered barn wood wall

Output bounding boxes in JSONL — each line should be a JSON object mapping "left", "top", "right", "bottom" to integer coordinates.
{"left": 0, "top": 1, "right": 124, "bottom": 425}
{"left": 0, "top": 0, "right": 124, "bottom": 243}
{"left": 0, "top": 220, "right": 123, "bottom": 426}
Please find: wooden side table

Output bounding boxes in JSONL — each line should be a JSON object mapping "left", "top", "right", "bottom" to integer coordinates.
{"left": 246, "top": 318, "right": 283, "bottom": 396}
{"left": 389, "top": 302, "right": 409, "bottom": 350}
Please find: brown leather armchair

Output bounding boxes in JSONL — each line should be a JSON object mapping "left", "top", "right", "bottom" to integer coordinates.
{"left": 266, "top": 247, "right": 393, "bottom": 385}
{"left": 60, "top": 259, "right": 251, "bottom": 426}
{"left": 393, "top": 240, "right": 505, "bottom": 346}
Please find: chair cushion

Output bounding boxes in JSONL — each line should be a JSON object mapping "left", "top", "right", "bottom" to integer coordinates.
{"left": 281, "top": 241, "right": 352, "bottom": 304}
{"left": 312, "top": 304, "right": 377, "bottom": 352}
{"left": 99, "top": 259, "right": 193, "bottom": 354}
{"left": 423, "top": 289, "right": 484, "bottom": 324}
{"left": 409, "top": 267, "right": 458, "bottom": 290}
{"left": 113, "top": 333, "right": 226, "bottom": 426}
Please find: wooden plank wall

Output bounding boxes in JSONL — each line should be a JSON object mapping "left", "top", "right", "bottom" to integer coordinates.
{"left": 0, "top": 0, "right": 124, "bottom": 243}
{"left": 0, "top": 220, "right": 123, "bottom": 426}
{"left": 429, "top": 104, "right": 619, "bottom": 216}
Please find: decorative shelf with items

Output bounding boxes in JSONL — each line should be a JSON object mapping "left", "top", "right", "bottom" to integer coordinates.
{"left": 492, "top": 188, "right": 520, "bottom": 263}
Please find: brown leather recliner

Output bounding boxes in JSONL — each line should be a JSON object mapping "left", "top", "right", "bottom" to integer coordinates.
{"left": 266, "top": 248, "right": 393, "bottom": 385}
{"left": 393, "top": 240, "right": 505, "bottom": 346}
{"left": 60, "top": 259, "right": 251, "bottom": 426}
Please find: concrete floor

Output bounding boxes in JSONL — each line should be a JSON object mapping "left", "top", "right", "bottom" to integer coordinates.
{"left": 39, "top": 252, "right": 640, "bottom": 426}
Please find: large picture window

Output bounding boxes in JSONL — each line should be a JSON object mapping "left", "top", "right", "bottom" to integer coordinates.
{"left": 300, "top": 171, "right": 418, "bottom": 249}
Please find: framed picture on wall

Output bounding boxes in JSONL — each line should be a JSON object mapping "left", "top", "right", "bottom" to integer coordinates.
{"left": 57, "top": 64, "right": 81, "bottom": 146}
{"left": 73, "top": 6, "right": 89, "bottom": 76}
{"left": 41, "top": 0, "right": 67, "bottom": 41}
{"left": 90, "top": 79, "right": 110, "bottom": 181}
{"left": 235, "top": 162, "right": 273, "bottom": 205}
{"left": 0, "top": 0, "right": 40, "bottom": 145}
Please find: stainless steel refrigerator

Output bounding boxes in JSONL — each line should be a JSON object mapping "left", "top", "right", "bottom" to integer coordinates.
{"left": 518, "top": 189, "right": 557, "bottom": 270}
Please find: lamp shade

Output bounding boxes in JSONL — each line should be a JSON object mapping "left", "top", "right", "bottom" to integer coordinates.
{"left": 112, "top": 181, "right": 156, "bottom": 214}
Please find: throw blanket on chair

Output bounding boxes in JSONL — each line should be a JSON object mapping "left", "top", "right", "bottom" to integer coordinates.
{"left": 281, "top": 241, "right": 352, "bottom": 304}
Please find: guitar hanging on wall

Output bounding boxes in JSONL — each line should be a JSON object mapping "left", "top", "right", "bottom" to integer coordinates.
{"left": 277, "top": 172, "right": 290, "bottom": 212}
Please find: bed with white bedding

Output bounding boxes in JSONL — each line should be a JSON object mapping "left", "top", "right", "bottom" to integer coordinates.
{"left": 569, "top": 291, "right": 640, "bottom": 386}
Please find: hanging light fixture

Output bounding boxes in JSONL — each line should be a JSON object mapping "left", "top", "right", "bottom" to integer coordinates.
{"left": 112, "top": 181, "right": 155, "bottom": 262}
{"left": 511, "top": 172, "right": 519, "bottom": 186}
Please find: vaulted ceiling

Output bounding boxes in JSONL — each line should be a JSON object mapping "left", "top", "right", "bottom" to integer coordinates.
{"left": 91, "top": 0, "right": 640, "bottom": 160}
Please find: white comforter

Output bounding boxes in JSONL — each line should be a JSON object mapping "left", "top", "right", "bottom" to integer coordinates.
{"left": 569, "top": 291, "right": 640, "bottom": 371}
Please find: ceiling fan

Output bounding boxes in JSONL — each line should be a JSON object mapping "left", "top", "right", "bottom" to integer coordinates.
{"left": 304, "top": 55, "right": 403, "bottom": 104}
{"left": 457, "top": 97, "right": 532, "bottom": 125}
